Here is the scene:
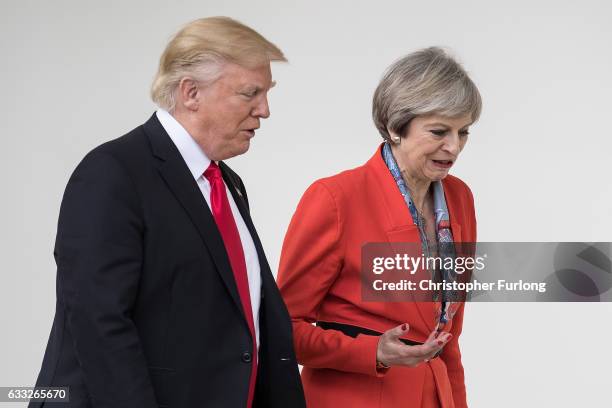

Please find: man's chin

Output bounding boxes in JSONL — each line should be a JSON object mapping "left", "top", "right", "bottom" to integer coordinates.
{"left": 235, "top": 141, "right": 251, "bottom": 157}
{"left": 215, "top": 143, "right": 251, "bottom": 161}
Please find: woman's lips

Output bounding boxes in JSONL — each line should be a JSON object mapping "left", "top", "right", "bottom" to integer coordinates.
{"left": 432, "top": 159, "right": 453, "bottom": 169}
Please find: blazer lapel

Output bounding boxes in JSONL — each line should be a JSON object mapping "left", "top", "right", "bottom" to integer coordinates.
{"left": 143, "top": 115, "right": 245, "bottom": 322}
{"left": 367, "top": 145, "right": 439, "bottom": 333}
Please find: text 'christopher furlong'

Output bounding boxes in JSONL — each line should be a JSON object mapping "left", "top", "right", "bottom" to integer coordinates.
{"left": 372, "top": 279, "right": 547, "bottom": 293}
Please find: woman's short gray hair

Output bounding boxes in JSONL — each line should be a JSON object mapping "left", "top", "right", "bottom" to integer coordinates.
{"left": 151, "top": 16, "right": 286, "bottom": 112}
{"left": 372, "top": 47, "right": 482, "bottom": 142}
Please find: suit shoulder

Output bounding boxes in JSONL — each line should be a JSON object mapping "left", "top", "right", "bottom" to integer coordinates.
{"left": 66, "top": 124, "right": 152, "bottom": 194}
{"left": 312, "top": 162, "right": 368, "bottom": 192}
{"left": 300, "top": 163, "right": 369, "bottom": 211}
{"left": 74, "top": 123, "right": 150, "bottom": 172}
{"left": 87, "top": 124, "right": 149, "bottom": 163}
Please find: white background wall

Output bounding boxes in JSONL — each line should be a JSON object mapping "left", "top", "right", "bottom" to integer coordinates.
{"left": 1, "top": 0, "right": 611, "bottom": 406}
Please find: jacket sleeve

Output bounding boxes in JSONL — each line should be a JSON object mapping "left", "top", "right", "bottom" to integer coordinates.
{"left": 440, "top": 182, "right": 477, "bottom": 408}
{"left": 277, "top": 181, "right": 382, "bottom": 377}
{"left": 55, "top": 151, "right": 158, "bottom": 407}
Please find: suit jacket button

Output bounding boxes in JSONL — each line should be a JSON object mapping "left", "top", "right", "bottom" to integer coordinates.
{"left": 241, "top": 351, "right": 252, "bottom": 363}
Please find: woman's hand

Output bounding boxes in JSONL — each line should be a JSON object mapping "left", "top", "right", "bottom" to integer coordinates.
{"left": 376, "top": 324, "right": 452, "bottom": 368}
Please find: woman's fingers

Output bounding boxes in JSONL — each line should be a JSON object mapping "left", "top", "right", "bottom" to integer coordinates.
{"left": 379, "top": 325, "right": 454, "bottom": 367}
{"left": 423, "top": 332, "right": 453, "bottom": 361}
{"left": 377, "top": 323, "right": 411, "bottom": 367}
{"left": 417, "top": 341, "right": 442, "bottom": 358}
{"left": 398, "top": 331, "right": 454, "bottom": 364}
{"left": 385, "top": 323, "right": 410, "bottom": 341}
{"left": 436, "top": 331, "right": 453, "bottom": 346}
{"left": 424, "top": 330, "right": 439, "bottom": 344}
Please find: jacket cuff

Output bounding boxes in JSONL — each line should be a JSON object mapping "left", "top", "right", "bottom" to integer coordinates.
{"left": 349, "top": 334, "right": 389, "bottom": 377}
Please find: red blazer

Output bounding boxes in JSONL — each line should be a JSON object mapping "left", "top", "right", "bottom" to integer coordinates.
{"left": 278, "top": 145, "right": 476, "bottom": 408}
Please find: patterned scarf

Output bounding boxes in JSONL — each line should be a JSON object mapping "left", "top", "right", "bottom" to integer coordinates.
{"left": 382, "top": 142, "right": 459, "bottom": 328}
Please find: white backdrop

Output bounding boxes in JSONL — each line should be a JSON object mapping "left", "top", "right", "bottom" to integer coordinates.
{"left": 1, "top": 0, "right": 611, "bottom": 406}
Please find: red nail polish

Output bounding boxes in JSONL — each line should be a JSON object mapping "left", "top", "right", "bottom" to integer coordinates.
{"left": 437, "top": 340, "right": 444, "bottom": 345}
{"left": 401, "top": 324, "right": 407, "bottom": 331}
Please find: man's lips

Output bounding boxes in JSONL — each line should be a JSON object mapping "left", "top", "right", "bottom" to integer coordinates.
{"left": 241, "top": 128, "right": 258, "bottom": 137}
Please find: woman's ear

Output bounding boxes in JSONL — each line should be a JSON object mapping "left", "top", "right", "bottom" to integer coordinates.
{"left": 388, "top": 129, "right": 401, "bottom": 144}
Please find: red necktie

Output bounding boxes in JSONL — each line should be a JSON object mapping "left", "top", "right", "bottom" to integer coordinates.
{"left": 204, "top": 161, "right": 257, "bottom": 407}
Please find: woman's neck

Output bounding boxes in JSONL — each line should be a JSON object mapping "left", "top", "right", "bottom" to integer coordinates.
{"left": 390, "top": 147, "right": 431, "bottom": 214}
{"left": 403, "top": 172, "right": 431, "bottom": 215}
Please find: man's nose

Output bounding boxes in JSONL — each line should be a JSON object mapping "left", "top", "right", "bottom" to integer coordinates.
{"left": 252, "top": 95, "right": 270, "bottom": 118}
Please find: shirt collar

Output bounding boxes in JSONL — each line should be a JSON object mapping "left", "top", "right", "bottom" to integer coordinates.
{"left": 156, "top": 109, "right": 211, "bottom": 180}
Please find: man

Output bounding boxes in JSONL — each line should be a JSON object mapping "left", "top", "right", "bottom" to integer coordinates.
{"left": 30, "top": 17, "right": 305, "bottom": 408}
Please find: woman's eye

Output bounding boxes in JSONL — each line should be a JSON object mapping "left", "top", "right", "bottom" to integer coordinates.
{"left": 431, "top": 129, "right": 470, "bottom": 137}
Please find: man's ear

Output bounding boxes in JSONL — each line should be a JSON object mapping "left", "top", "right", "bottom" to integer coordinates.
{"left": 178, "top": 77, "right": 199, "bottom": 111}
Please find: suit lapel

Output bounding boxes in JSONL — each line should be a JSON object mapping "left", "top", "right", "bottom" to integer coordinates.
{"left": 221, "top": 174, "right": 287, "bottom": 348}
{"left": 143, "top": 115, "right": 245, "bottom": 321}
{"left": 219, "top": 162, "right": 276, "bottom": 298}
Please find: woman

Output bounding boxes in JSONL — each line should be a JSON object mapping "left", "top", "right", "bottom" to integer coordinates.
{"left": 277, "top": 47, "right": 481, "bottom": 408}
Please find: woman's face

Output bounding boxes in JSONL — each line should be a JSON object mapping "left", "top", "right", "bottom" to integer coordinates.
{"left": 391, "top": 113, "right": 473, "bottom": 183}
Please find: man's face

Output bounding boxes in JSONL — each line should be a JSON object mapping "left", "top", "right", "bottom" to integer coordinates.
{"left": 192, "top": 62, "right": 275, "bottom": 161}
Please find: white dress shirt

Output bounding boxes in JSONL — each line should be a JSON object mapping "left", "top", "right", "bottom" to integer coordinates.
{"left": 156, "top": 109, "right": 261, "bottom": 348}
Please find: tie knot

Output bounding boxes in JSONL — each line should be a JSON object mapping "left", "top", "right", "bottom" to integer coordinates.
{"left": 203, "top": 161, "right": 222, "bottom": 181}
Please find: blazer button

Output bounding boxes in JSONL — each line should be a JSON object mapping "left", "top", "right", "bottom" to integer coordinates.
{"left": 241, "top": 351, "right": 252, "bottom": 363}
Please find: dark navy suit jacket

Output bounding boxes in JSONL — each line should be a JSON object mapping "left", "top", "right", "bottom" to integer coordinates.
{"left": 30, "top": 114, "right": 305, "bottom": 408}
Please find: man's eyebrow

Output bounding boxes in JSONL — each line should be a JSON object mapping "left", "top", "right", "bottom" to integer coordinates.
{"left": 242, "top": 81, "right": 276, "bottom": 91}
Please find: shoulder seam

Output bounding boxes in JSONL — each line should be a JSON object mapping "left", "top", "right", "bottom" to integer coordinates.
{"left": 311, "top": 180, "right": 345, "bottom": 261}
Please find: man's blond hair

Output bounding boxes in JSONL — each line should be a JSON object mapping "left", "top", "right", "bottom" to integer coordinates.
{"left": 151, "top": 17, "right": 286, "bottom": 112}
